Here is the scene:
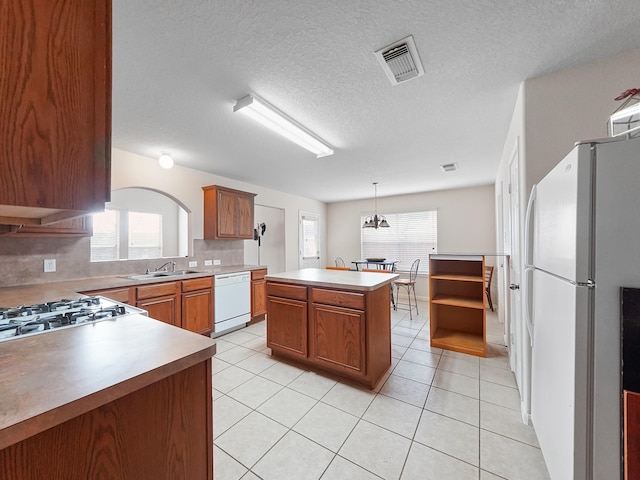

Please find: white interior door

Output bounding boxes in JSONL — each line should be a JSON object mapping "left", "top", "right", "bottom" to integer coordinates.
{"left": 244, "top": 204, "right": 286, "bottom": 274}
{"left": 508, "top": 140, "right": 529, "bottom": 422}
{"left": 299, "top": 211, "right": 320, "bottom": 268}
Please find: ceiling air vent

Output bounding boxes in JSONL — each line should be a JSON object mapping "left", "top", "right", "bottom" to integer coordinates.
{"left": 440, "top": 163, "right": 458, "bottom": 172}
{"left": 375, "top": 35, "right": 424, "bottom": 86}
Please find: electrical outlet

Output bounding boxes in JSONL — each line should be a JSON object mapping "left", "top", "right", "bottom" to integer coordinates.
{"left": 213, "top": 259, "right": 221, "bottom": 266}
{"left": 44, "top": 259, "right": 56, "bottom": 273}
{"left": 204, "top": 260, "right": 212, "bottom": 266}
{"left": 188, "top": 261, "right": 198, "bottom": 268}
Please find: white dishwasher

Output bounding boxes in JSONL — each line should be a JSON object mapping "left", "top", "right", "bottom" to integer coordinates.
{"left": 213, "top": 271, "right": 251, "bottom": 337}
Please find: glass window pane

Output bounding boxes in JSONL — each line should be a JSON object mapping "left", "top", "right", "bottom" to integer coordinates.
{"left": 90, "top": 209, "right": 120, "bottom": 262}
{"left": 361, "top": 210, "right": 437, "bottom": 272}
{"left": 128, "top": 211, "right": 163, "bottom": 260}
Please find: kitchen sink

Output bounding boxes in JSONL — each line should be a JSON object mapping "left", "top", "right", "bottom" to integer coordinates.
{"left": 122, "top": 270, "right": 200, "bottom": 281}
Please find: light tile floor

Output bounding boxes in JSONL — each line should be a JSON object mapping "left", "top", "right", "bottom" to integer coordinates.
{"left": 212, "top": 302, "right": 550, "bottom": 480}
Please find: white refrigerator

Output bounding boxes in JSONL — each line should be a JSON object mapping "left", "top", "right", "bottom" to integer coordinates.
{"left": 525, "top": 136, "right": 640, "bottom": 480}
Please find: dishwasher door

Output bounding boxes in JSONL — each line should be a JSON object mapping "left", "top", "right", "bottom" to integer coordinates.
{"left": 214, "top": 272, "right": 251, "bottom": 336}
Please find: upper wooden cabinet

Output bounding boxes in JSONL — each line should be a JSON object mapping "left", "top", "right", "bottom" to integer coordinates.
{"left": 202, "top": 185, "right": 256, "bottom": 240}
{"left": 0, "top": 216, "right": 93, "bottom": 237}
{"left": 0, "top": 0, "right": 112, "bottom": 226}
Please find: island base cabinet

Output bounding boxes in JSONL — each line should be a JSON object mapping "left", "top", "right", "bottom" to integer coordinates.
{"left": 0, "top": 361, "right": 213, "bottom": 480}
{"left": 310, "top": 304, "right": 365, "bottom": 375}
{"left": 266, "top": 296, "right": 308, "bottom": 359}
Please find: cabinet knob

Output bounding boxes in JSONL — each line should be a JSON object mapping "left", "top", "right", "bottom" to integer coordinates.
{"left": 509, "top": 284, "right": 520, "bottom": 290}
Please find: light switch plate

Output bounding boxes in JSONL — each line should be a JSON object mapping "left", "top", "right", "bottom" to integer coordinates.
{"left": 213, "top": 259, "right": 221, "bottom": 265}
{"left": 188, "top": 261, "right": 197, "bottom": 268}
{"left": 204, "top": 260, "right": 212, "bottom": 266}
{"left": 44, "top": 259, "right": 56, "bottom": 272}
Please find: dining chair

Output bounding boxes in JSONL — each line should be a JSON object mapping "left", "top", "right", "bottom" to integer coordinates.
{"left": 326, "top": 266, "right": 350, "bottom": 271}
{"left": 363, "top": 268, "right": 396, "bottom": 309}
{"left": 394, "top": 259, "right": 420, "bottom": 320}
{"left": 484, "top": 265, "right": 494, "bottom": 311}
{"left": 335, "top": 257, "right": 346, "bottom": 268}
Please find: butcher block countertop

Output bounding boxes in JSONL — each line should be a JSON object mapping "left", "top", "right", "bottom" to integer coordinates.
{"left": 0, "top": 314, "right": 216, "bottom": 451}
{"left": 265, "top": 268, "right": 398, "bottom": 292}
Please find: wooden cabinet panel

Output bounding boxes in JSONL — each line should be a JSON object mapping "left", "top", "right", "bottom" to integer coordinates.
{"left": 182, "top": 289, "right": 213, "bottom": 335}
{"left": 202, "top": 185, "right": 256, "bottom": 240}
{"left": 0, "top": 0, "right": 111, "bottom": 225}
{"left": 266, "top": 282, "right": 308, "bottom": 301}
{"left": 625, "top": 390, "right": 640, "bottom": 480}
{"left": 136, "top": 282, "right": 179, "bottom": 301}
{"left": 0, "top": 216, "right": 93, "bottom": 237}
{"left": 81, "top": 286, "right": 132, "bottom": 304}
{"left": 182, "top": 277, "right": 214, "bottom": 293}
{"left": 266, "top": 296, "right": 307, "bottom": 358}
{"left": 237, "top": 194, "right": 254, "bottom": 238}
{"left": 251, "top": 269, "right": 267, "bottom": 323}
{"left": 310, "top": 303, "right": 366, "bottom": 375}
{"left": 137, "top": 294, "right": 180, "bottom": 327}
{"left": 310, "top": 288, "right": 365, "bottom": 310}
{"left": 0, "top": 361, "right": 213, "bottom": 480}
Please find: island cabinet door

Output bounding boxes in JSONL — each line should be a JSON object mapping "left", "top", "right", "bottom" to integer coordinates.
{"left": 309, "top": 303, "right": 366, "bottom": 376}
{"left": 266, "top": 296, "right": 308, "bottom": 358}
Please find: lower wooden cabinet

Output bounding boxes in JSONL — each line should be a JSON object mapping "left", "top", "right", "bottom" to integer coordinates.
{"left": 82, "top": 275, "right": 216, "bottom": 336}
{"left": 266, "top": 296, "right": 307, "bottom": 359}
{"left": 251, "top": 268, "right": 267, "bottom": 323}
{"left": 136, "top": 282, "right": 181, "bottom": 327}
{"left": 182, "top": 277, "right": 214, "bottom": 335}
{"left": 0, "top": 361, "right": 213, "bottom": 480}
{"left": 309, "top": 303, "right": 365, "bottom": 375}
{"left": 625, "top": 390, "right": 640, "bottom": 480}
{"left": 266, "top": 280, "right": 391, "bottom": 389}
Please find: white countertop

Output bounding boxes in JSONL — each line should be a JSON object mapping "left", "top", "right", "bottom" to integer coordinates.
{"left": 265, "top": 268, "right": 398, "bottom": 291}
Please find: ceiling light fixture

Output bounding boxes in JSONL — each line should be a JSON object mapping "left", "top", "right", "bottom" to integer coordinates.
{"left": 362, "top": 182, "right": 390, "bottom": 229}
{"left": 233, "top": 94, "right": 334, "bottom": 158}
{"left": 158, "top": 154, "right": 174, "bottom": 169}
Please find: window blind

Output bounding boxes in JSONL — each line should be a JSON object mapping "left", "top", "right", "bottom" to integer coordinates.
{"left": 90, "top": 209, "right": 120, "bottom": 261}
{"left": 361, "top": 210, "right": 437, "bottom": 273}
{"left": 128, "top": 211, "right": 163, "bottom": 260}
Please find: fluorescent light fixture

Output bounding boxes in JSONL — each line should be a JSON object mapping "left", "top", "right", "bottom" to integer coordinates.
{"left": 158, "top": 154, "right": 174, "bottom": 169}
{"left": 233, "top": 94, "right": 334, "bottom": 158}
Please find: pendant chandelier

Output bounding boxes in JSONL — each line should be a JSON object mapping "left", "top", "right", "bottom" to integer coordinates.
{"left": 362, "top": 182, "right": 390, "bottom": 229}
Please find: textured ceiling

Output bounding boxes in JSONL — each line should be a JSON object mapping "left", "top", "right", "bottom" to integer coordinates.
{"left": 112, "top": 0, "right": 640, "bottom": 203}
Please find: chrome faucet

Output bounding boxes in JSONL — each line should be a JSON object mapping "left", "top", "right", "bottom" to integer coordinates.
{"left": 149, "top": 261, "right": 176, "bottom": 273}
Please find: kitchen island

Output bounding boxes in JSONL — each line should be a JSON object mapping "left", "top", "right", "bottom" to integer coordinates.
{"left": 0, "top": 315, "right": 216, "bottom": 479}
{"left": 265, "top": 268, "right": 397, "bottom": 389}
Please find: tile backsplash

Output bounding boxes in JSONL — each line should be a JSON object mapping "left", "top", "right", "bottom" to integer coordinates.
{"left": 0, "top": 237, "right": 244, "bottom": 288}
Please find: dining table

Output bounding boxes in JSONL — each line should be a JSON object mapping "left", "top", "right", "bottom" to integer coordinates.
{"left": 351, "top": 259, "right": 398, "bottom": 271}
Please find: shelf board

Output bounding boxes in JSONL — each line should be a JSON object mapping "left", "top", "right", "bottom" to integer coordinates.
{"left": 431, "top": 294, "right": 484, "bottom": 309}
{"left": 430, "top": 274, "right": 483, "bottom": 282}
{"left": 430, "top": 328, "right": 486, "bottom": 357}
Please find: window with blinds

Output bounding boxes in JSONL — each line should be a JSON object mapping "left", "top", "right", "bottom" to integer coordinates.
{"left": 90, "top": 209, "right": 163, "bottom": 261}
{"left": 128, "top": 211, "right": 163, "bottom": 260}
{"left": 90, "top": 209, "right": 120, "bottom": 261}
{"left": 361, "top": 210, "right": 437, "bottom": 273}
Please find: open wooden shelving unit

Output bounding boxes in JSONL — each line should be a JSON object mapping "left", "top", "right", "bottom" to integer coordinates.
{"left": 429, "top": 255, "right": 486, "bottom": 357}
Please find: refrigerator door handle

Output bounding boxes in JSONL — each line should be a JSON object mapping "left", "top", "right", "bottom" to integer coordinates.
{"left": 523, "top": 266, "right": 535, "bottom": 347}
{"left": 524, "top": 184, "right": 537, "bottom": 268}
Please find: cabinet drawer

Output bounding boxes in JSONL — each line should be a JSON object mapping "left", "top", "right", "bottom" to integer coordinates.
{"left": 252, "top": 269, "right": 267, "bottom": 280}
{"left": 83, "top": 287, "right": 132, "bottom": 304}
{"left": 267, "top": 282, "right": 307, "bottom": 301}
{"left": 137, "top": 282, "right": 179, "bottom": 300}
{"left": 182, "top": 277, "right": 213, "bottom": 293}
{"left": 311, "top": 288, "right": 365, "bottom": 310}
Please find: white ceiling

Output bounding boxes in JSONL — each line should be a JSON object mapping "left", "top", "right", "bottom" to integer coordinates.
{"left": 112, "top": 0, "right": 640, "bottom": 203}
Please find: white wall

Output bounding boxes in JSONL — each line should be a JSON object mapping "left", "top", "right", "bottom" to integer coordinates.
{"left": 111, "top": 149, "right": 327, "bottom": 271}
{"left": 524, "top": 48, "right": 640, "bottom": 191}
{"left": 327, "top": 185, "right": 497, "bottom": 299}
